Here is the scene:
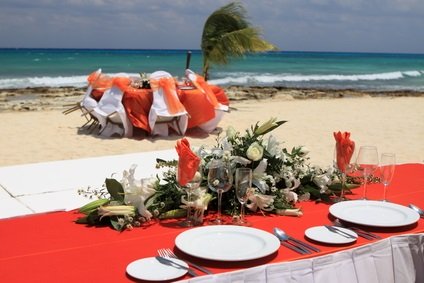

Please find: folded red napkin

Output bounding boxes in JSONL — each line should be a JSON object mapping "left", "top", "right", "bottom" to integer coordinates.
{"left": 175, "top": 138, "right": 201, "bottom": 186}
{"left": 333, "top": 131, "right": 355, "bottom": 172}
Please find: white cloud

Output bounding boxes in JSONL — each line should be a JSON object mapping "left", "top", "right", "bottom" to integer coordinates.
{"left": 0, "top": 0, "right": 423, "bottom": 53}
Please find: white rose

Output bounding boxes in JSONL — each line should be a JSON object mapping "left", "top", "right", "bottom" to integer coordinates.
{"left": 246, "top": 142, "right": 264, "bottom": 161}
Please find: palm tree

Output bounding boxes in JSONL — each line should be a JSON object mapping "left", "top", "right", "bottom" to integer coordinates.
{"left": 201, "top": 2, "right": 277, "bottom": 80}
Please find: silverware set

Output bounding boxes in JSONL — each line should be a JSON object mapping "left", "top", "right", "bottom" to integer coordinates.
{"left": 273, "top": 227, "right": 320, "bottom": 255}
{"left": 157, "top": 248, "right": 212, "bottom": 277}
{"left": 332, "top": 219, "right": 381, "bottom": 240}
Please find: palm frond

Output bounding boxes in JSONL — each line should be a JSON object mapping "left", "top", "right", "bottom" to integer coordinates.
{"left": 201, "top": 1, "right": 277, "bottom": 78}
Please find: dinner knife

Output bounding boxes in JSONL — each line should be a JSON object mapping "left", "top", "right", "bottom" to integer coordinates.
{"left": 286, "top": 235, "right": 321, "bottom": 252}
{"left": 279, "top": 240, "right": 310, "bottom": 254}
{"left": 155, "top": 256, "right": 198, "bottom": 277}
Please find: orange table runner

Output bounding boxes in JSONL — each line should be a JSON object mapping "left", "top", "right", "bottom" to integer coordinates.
{"left": 1, "top": 163, "right": 423, "bottom": 282}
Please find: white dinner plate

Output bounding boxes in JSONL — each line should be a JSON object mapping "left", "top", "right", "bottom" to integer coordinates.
{"left": 329, "top": 200, "right": 420, "bottom": 227}
{"left": 305, "top": 226, "right": 358, "bottom": 244}
{"left": 126, "top": 257, "right": 188, "bottom": 281}
{"left": 175, "top": 225, "right": 280, "bottom": 261}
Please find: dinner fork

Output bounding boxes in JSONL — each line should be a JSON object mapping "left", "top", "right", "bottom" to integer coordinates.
{"left": 158, "top": 248, "right": 213, "bottom": 275}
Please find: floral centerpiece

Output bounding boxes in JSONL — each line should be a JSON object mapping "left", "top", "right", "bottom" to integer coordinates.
{"left": 76, "top": 118, "right": 357, "bottom": 231}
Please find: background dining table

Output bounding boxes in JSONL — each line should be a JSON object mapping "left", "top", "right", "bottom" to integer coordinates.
{"left": 1, "top": 163, "right": 423, "bottom": 282}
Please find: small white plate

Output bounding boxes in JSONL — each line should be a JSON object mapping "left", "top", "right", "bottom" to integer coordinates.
{"left": 126, "top": 257, "right": 188, "bottom": 281}
{"left": 305, "top": 226, "right": 358, "bottom": 244}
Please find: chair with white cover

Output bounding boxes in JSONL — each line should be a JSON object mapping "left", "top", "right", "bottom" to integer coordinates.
{"left": 62, "top": 69, "right": 102, "bottom": 132}
{"left": 93, "top": 79, "right": 133, "bottom": 138}
{"left": 148, "top": 71, "right": 188, "bottom": 136}
{"left": 185, "top": 69, "right": 228, "bottom": 133}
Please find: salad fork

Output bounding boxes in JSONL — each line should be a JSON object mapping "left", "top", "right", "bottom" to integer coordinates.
{"left": 158, "top": 248, "right": 213, "bottom": 275}
{"left": 157, "top": 249, "right": 198, "bottom": 277}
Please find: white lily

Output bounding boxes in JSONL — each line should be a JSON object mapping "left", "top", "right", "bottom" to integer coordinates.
{"left": 246, "top": 190, "right": 275, "bottom": 212}
{"left": 98, "top": 205, "right": 136, "bottom": 220}
{"left": 251, "top": 159, "right": 269, "bottom": 193}
{"left": 254, "top": 117, "right": 279, "bottom": 136}
{"left": 121, "top": 165, "right": 156, "bottom": 221}
{"left": 298, "top": 146, "right": 310, "bottom": 157}
{"left": 313, "top": 173, "right": 332, "bottom": 194}
{"left": 265, "top": 135, "right": 281, "bottom": 157}
{"left": 282, "top": 189, "right": 299, "bottom": 203}
{"left": 275, "top": 208, "right": 303, "bottom": 217}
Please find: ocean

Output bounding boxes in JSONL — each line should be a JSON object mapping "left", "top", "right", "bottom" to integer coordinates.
{"left": 1, "top": 48, "right": 424, "bottom": 91}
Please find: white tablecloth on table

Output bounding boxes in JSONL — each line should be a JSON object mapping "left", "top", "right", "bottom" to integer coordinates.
{"left": 178, "top": 233, "right": 424, "bottom": 283}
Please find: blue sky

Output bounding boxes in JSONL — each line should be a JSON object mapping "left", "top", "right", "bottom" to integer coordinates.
{"left": 1, "top": 0, "right": 423, "bottom": 53}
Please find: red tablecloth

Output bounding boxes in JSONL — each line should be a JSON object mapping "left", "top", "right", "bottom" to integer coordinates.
{"left": 1, "top": 164, "right": 423, "bottom": 282}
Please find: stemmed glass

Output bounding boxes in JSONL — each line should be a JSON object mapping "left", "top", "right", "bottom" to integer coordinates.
{"left": 380, "top": 153, "right": 396, "bottom": 202}
{"left": 233, "top": 168, "right": 252, "bottom": 226}
{"left": 178, "top": 164, "right": 202, "bottom": 227}
{"left": 356, "top": 146, "right": 379, "bottom": 200}
{"left": 333, "top": 146, "right": 357, "bottom": 202}
{"left": 207, "top": 159, "right": 233, "bottom": 225}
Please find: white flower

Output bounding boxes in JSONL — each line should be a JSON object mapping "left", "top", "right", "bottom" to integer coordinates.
{"left": 246, "top": 142, "right": 264, "bottom": 161}
{"left": 275, "top": 208, "right": 303, "bottom": 217}
{"left": 313, "top": 173, "right": 332, "bottom": 193}
{"left": 246, "top": 189, "right": 275, "bottom": 212}
{"left": 282, "top": 189, "right": 298, "bottom": 203}
{"left": 226, "top": 126, "right": 237, "bottom": 139}
{"left": 265, "top": 135, "right": 281, "bottom": 157}
{"left": 98, "top": 205, "right": 136, "bottom": 220}
{"left": 298, "top": 146, "right": 310, "bottom": 157}
{"left": 231, "top": 156, "right": 252, "bottom": 166}
{"left": 254, "top": 117, "right": 279, "bottom": 136}
{"left": 121, "top": 165, "right": 156, "bottom": 221}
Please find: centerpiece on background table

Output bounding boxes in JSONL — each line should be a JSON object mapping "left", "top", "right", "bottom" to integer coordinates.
{"left": 76, "top": 117, "right": 359, "bottom": 231}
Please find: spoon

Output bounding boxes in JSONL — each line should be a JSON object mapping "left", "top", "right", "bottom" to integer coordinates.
{"left": 408, "top": 204, "right": 424, "bottom": 218}
{"left": 273, "top": 228, "right": 319, "bottom": 253}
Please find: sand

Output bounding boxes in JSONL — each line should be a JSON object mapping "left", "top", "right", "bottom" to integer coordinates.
{"left": 0, "top": 87, "right": 423, "bottom": 168}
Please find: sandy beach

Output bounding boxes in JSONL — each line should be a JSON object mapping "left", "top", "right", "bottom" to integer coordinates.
{"left": 0, "top": 87, "right": 423, "bottom": 168}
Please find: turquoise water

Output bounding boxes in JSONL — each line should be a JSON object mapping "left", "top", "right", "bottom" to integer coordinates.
{"left": 1, "top": 48, "right": 424, "bottom": 91}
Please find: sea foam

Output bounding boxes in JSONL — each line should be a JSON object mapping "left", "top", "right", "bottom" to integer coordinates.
{"left": 209, "top": 70, "right": 423, "bottom": 86}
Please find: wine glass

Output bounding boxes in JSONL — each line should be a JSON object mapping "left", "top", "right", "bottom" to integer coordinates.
{"left": 178, "top": 164, "right": 202, "bottom": 227}
{"left": 380, "top": 153, "right": 396, "bottom": 202}
{"left": 233, "top": 168, "right": 252, "bottom": 226}
{"left": 207, "top": 159, "right": 233, "bottom": 225}
{"left": 333, "top": 146, "right": 357, "bottom": 202}
{"left": 356, "top": 146, "right": 379, "bottom": 200}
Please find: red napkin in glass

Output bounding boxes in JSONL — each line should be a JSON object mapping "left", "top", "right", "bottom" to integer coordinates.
{"left": 175, "top": 138, "right": 201, "bottom": 186}
{"left": 333, "top": 131, "right": 355, "bottom": 172}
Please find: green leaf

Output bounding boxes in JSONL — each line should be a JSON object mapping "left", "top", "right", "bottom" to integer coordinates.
{"left": 105, "top": 178, "right": 124, "bottom": 202}
{"left": 75, "top": 216, "right": 88, "bottom": 224}
{"left": 158, "top": 209, "right": 187, "bottom": 219}
{"left": 110, "top": 217, "right": 124, "bottom": 232}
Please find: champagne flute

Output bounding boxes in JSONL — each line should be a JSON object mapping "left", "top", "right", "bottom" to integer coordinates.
{"left": 356, "top": 146, "right": 379, "bottom": 200}
{"left": 380, "top": 153, "right": 396, "bottom": 202}
{"left": 178, "top": 164, "right": 202, "bottom": 227}
{"left": 207, "top": 159, "right": 233, "bottom": 225}
{"left": 233, "top": 168, "right": 252, "bottom": 226}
